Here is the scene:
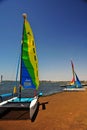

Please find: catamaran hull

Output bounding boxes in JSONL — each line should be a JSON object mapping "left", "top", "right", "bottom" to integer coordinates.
{"left": 0, "top": 96, "right": 39, "bottom": 120}
{"left": 63, "top": 88, "right": 86, "bottom": 91}
{"left": 0, "top": 97, "right": 17, "bottom": 106}
{"left": 30, "top": 96, "right": 38, "bottom": 119}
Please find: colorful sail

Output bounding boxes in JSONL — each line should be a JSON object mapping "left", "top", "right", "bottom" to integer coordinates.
{"left": 70, "top": 60, "right": 75, "bottom": 85}
{"left": 70, "top": 77, "right": 75, "bottom": 85}
{"left": 70, "top": 61, "right": 82, "bottom": 88}
{"left": 20, "top": 14, "right": 39, "bottom": 90}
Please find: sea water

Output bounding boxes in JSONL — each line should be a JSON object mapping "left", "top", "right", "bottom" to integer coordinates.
{"left": 0, "top": 81, "right": 65, "bottom": 97}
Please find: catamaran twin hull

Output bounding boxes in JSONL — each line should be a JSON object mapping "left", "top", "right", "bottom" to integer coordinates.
{"left": 63, "top": 87, "right": 86, "bottom": 91}
{"left": 0, "top": 96, "right": 38, "bottom": 120}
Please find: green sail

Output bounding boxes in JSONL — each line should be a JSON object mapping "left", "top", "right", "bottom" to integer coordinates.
{"left": 20, "top": 15, "right": 39, "bottom": 90}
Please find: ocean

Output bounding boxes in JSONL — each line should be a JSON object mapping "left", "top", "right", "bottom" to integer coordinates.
{"left": 0, "top": 81, "right": 66, "bottom": 97}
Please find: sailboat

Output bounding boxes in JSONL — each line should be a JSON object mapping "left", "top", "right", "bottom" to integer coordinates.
{"left": 63, "top": 61, "right": 85, "bottom": 91}
{"left": 0, "top": 13, "right": 41, "bottom": 119}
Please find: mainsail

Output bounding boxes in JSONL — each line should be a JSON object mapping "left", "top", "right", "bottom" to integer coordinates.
{"left": 70, "top": 60, "right": 75, "bottom": 85}
{"left": 70, "top": 61, "right": 82, "bottom": 88}
{"left": 20, "top": 14, "right": 39, "bottom": 90}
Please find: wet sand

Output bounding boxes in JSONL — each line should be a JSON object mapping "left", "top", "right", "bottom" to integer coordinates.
{"left": 0, "top": 90, "right": 87, "bottom": 130}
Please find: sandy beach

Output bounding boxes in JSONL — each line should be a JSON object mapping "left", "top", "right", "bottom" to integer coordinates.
{"left": 0, "top": 90, "right": 87, "bottom": 130}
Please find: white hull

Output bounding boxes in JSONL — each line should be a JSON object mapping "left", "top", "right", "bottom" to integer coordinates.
{"left": 63, "top": 87, "right": 86, "bottom": 91}
{"left": 30, "top": 96, "right": 38, "bottom": 119}
{"left": 0, "top": 96, "right": 39, "bottom": 120}
{"left": 0, "top": 97, "right": 17, "bottom": 106}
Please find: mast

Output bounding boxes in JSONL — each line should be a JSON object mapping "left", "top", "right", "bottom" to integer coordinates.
{"left": 19, "top": 13, "right": 27, "bottom": 99}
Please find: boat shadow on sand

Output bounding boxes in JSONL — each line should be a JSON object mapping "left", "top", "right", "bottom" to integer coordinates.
{"left": 31, "top": 101, "right": 48, "bottom": 122}
{"left": 0, "top": 101, "right": 48, "bottom": 122}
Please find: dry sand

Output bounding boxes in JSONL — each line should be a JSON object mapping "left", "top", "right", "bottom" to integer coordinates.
{"left": 0, "top": 90, "right": 87, "bottom": 130}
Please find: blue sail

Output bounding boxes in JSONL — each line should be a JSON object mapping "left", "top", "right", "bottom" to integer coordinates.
{"left": 75, "top": 72, "right": 82, "bottom": 88}
{"left": 21, "top": 61, "right": 36, "bottom": 89}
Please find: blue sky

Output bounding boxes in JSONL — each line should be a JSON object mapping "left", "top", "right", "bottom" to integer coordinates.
{"left": 0, "top": 0, "right": 87, "bottom": 81}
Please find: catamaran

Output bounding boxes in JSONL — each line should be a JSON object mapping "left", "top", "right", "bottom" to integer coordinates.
{"left": 0, "top": 13, "right": 41, "bottom": 119}
{"left": 63, "top": 61, "right": 85, "bottom": 91}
